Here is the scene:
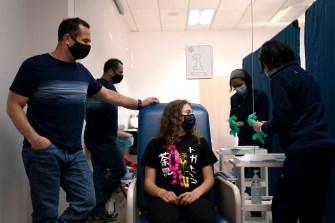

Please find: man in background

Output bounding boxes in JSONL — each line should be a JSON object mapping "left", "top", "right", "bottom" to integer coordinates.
{"left": 84, "top": 58, "right": 158, "bottom": 222}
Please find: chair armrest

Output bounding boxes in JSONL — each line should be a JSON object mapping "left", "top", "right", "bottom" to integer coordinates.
{"left": 215, "top": 171, "right": 238, "bottom": 182}
{"left": 126, "top": 178, "right": 137, "bottom": 223}
{"left": 215, "top": 175, "right": 241, "bottom": 223}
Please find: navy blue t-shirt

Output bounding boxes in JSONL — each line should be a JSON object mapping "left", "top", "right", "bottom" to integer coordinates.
{"left": 84, "top": 79, "right": 118, "bottom": 144}
{"left": 9, "top": 53, "right": 102, "bottom": 150}
{"left": 262, "top": 61, "right": 335, "bottom": 154}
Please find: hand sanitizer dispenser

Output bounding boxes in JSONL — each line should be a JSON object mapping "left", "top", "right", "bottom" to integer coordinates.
{"left": 251, "top": 170, "right": 262, "bottom": 204}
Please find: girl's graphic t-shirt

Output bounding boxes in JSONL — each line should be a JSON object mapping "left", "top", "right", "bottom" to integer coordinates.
{"left": 141, "top": 134, "right": 218, "bottom": 195}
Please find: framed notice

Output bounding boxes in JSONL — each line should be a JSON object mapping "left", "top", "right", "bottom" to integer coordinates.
{"left": 185, "top": 45, "right": 213, "bottom": 79}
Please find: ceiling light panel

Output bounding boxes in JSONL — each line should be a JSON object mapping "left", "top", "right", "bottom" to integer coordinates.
{"left": 187, "top": 0, "right": 219, "bottom": 30}
{"left": 198, "top": 9, "right": 215, "bottom": 24}
{"left": 187, "top": 9, "right": 215, "bottom": 27}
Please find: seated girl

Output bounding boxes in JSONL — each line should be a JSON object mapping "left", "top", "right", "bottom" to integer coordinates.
{"left": 141, "top": 99, "right": 218, "bottom": 223}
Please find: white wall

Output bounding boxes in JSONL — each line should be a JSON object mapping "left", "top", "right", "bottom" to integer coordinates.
{"left": 75, "top": 0, "right": 133, "bottom": 128}
{"left": 0, "top": 0, "right": 29, "bottom": 222}
{"left": 0, "top": 0, "right": 304, "bottom": 222}
{"left": 1, "top": 0, "right": 70, "bottom": 221}
{"left": 127, "top": 29, "right": 280, "bottom": 104}
{"left": 125, "top": 29, "right": 282, "bottom": 150}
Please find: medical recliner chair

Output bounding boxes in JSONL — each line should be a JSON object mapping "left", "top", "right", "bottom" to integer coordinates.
{"left": 126, "top": 103, "right": 241, "bottom": 223}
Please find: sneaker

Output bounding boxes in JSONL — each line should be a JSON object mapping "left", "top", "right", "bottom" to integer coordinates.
{"left": 89, "top": 211, "right": 118, "bottom": 223}
{"left": 104, "top": 212, "right": 118, "bottom": 222}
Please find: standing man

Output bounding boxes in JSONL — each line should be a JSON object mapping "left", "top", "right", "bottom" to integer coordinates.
{"left": 6, "top": 17, "right": 159, "bottom": 223}
{"left": 254, "top": 40, "right": 335, "bottom": 223}
{"left": 84, "top": 58, "right": 155, "bottom": 222}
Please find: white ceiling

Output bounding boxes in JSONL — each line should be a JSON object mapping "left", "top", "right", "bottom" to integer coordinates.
{"left": 115, "top": 0, "right": 315, "bottom": 32}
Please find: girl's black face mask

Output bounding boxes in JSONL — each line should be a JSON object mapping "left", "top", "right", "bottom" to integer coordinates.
{"left": 182, "top": 114, "right": 196, "bottom": 131}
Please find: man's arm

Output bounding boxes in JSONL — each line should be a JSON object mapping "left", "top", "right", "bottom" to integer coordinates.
{"left": 94, "top": 86, "right": 159, "bottom": 109}
{"left": 6, "top": 91, "right": 50, "bottom": 149}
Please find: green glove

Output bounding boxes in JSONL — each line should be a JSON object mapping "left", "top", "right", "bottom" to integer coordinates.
{"left": 247, "top": 112, "right": 268, "bottom": 144}
{"left": 247, "top": 112, "right": 257, "bottom": 127}
{"left": 230, "top": 127, "right": 240, "bottom": 137}
{"left": 252, "top": 132, "right": 268, "bottom": 144}
{"left": 229, "top": 115, "right": 238, "bottom": 127}
{"left": 228, "top": 115, "right": 240, "bottom": 137}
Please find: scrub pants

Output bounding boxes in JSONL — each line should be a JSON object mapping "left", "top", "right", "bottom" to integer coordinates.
{"left": 272, "top": 150, "right": 335, "bottom": 223}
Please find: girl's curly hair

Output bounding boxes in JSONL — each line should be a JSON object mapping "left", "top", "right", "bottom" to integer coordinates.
{"left": 156, "top": 99, "right": 201, "bottom": 148}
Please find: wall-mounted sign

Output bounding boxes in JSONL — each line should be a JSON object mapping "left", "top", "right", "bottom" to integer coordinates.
{"left": 185, "top": 45, "right": 213, "bottom": 79}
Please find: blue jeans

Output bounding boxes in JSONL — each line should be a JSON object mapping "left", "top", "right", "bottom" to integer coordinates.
{"left": 86, "top": 142, "right": 127, "bottom": 215}
{"left": 22, "top": 144, "right": 95, "bottom": 223}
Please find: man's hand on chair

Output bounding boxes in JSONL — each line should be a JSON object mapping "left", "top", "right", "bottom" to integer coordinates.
{"left": 142, "top": 97, "right": 159, "bottom": 107}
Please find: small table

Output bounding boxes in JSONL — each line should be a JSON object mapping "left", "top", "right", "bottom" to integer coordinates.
{"left": 124, "top": 128, "right": 138, "bottom": 155}
{"left": 117, "top": 130, "right": 136, "bottom": 198}
{"left": 229, "top": 154, "right": 285, "bottom": 223}
{"left": 216, "top": 146, "right": 268, "bottom": 171}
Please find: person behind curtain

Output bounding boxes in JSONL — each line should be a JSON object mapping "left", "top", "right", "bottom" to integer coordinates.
{"left": 84, "top": 58, "right": 158, "bottom": 222}
{"left": 229, "top": 68, "right": 272, "bottom": 218}
{"left": 6, "top": 17, "right": 159, "bottom": 223}
{"left": 254, "top": 39, "right": 335, "bottom": 223}
{"left": 229, "top": 68, "right": 272, "bottom": 152}
{"left": 141, "top": 100, "right": 218, "bottom": 223}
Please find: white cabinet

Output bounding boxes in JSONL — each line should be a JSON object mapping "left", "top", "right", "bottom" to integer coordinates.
{"left": 229, "top": 154, "right": 285, "bottom": 223}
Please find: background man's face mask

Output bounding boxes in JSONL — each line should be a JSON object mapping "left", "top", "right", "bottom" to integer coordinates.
{"left": 182, "top": 114, "right": 196, "bottom": 131}
{"left": 112, "top": 73, "right": 124, "bottom": 84}
{"left": 68, "top": 36, "right": 91, "bottom": 59}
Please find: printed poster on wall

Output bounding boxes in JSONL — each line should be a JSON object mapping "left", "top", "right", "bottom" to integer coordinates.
{"left": 185, "top": 45, "right": 213, "bottom": 79}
